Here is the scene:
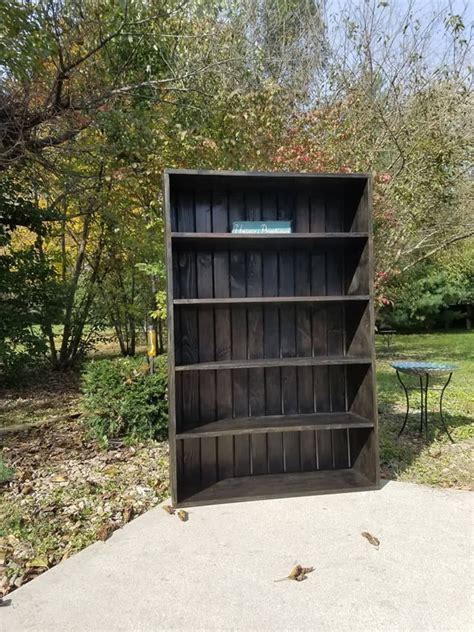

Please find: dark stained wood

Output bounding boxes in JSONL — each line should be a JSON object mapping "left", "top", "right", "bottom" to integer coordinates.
{"left": 173, "top": 295, "right": 369, "bottom": 305}
{"left": 200, "top": 437, "right": 217, "bottom": 486}
{"left": 175, "top": 356, "right": 371, "bottom": 371}
{"left": 178, "top": 469, "right": 376, "bottom": 507}
{"left": 171, "top": 232, "right": 368, "bottom": 250}
{"left": 166, "top": 169, "right": 378, "bottom": 505}
{"left": 182, "top": 438, "right": 200, "bottom": 492}
{"left": 164, "top": 173, "right": 178, "bottom": 504}
{"left": 249, "top": 372, "right": 266, "bottom": 475}
{"left": 195, "top": 190, "right": 212, "bottom": 232}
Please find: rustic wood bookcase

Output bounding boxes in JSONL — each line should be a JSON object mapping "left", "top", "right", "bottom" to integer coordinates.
{"left": 164, "top": 169, "right": 379, "bottom": 507}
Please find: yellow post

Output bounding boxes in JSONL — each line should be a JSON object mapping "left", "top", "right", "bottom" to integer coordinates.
{"left": 147, "top": 324, "right": 157, "bottom": 374}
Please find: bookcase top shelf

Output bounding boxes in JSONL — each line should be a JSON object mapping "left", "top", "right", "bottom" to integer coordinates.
{"left": 171, "top": 232, "right": 368, "bottom": 249}
{"left": 177, "top": 412, "right": 374, "bottom": 439}
{"left": 175, "top": 356, "right": 372, "bottom": 372}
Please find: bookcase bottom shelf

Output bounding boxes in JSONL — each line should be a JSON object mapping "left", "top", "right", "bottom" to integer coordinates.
{"left": 177, "top": 469, "right": 377, "bottom": 507}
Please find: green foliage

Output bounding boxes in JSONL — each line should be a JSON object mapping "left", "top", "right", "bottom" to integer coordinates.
{"left": 0, "top": 175, "right": 62, "bottom": 379}
{"left": 0, "top": 455, "right": 14, "bottom": 483}
{"left": 384, "top": 256, "right": 474, "bottom": 331}
{"left": 81, "top": 357, "right": 168, "bottom": 443}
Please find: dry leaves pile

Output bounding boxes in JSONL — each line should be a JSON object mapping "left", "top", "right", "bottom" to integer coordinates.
{"left": 0, "top": 418, "right": 169, "bottom": 596}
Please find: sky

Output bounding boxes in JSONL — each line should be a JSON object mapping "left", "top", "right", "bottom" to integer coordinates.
{"left": 323, "top": 0, "right": 473, "bottom": 74}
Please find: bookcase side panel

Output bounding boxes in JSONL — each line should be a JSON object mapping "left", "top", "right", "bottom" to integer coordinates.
{"left": 164, "top": 173, "right": 178, "bottom": 504}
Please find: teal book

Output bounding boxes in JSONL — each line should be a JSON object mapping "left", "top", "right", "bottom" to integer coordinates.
{"left": 231, "top": 221, "right": 293, "bottom": 234}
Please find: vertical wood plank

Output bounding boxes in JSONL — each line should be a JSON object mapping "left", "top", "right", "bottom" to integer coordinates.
{"left": 195, "top": 189, "right": 212, "bottom": 232}
{"left": 183, "top": 438, "right": 200, "bottom": 492}
{"left": 176, "top": 438, "right": 183, "bottom": 494}
{"left": 315, "top": 365, "right": 332, "bottom": 469}
{"left": 249, "top": 369, "right": 266, "bottom": 474}
{"left": 247, "top": 251, "right": 263, "bottom": 356}
{"left": 212, "top": 187, "right": 228, "bottom": 232}
{"left": 178, "top": 251, "right": 197, "bottom": 300}
{"left": 300, "top": 430, "right": 317, "bottom": 472}
{"left": 310, "top": 188, "right": 325, "bottom": 232}
{"left": 170, "top": 186, "right": 178, "bottom": 232}
{"left": 200, "top": 437, "right": 217, "bottom": 486}
{"left": 233, "top": 369, "right": 250, "bottom": 476}
{"left": 326, "top": 251, "right": 343, "bottom": 296}
{"left": 333, "top": 430, "right": 349, "bottom": 469}
{"left": 295, "top": 248, "right": 314, "bottom": 484}
{"left": 214, "top": 247, "right": 231, "bottom": 359}
{"left": 311, "top": 251, "right": 326, "bottom": 297}
{"left": 296, "top": 249, "right": 316, "bottom": 470}
{"left": 229, "top": 218, "right": 250, "bottom": 474}
{"left": 174, "top": 305, "right": 182, "bottom": 365}
{"left": 177, "top": 190, "right": 195, "bottom": 232}
{"left": 265, "top": 367, "right": 283, "bottom": 473}
{"left": 325, "top": 185, "right": 343, "bottom": 232}
{"left": 295, "top": 189, "right": 310, "bottom": 232}
{"left": 211, "top": 186, "right": 233, "bottom": 480}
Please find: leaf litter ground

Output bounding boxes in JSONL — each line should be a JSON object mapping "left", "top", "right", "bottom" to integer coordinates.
{"left": 0, "top": 416, "right": 169, "bottom": 597}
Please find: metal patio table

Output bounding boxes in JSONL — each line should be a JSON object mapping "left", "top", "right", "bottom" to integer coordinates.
{"left": 391, "top": 361, "right": 458, "bottom": 442}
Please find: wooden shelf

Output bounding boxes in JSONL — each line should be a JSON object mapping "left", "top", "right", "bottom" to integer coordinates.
{"left": 171, "top": 232, "right": 368, "bottom": 250}
{"left": 177, "top": 412, "right": 373, "bottom": 439}
{"left": 175, "top": 356, "right": 372, "bottom": 372}
{"left": 174, "top": 295, "right": 370, "bottom": 306}
{"left": 177, "top": 469, "right": 376, "bottom": 507}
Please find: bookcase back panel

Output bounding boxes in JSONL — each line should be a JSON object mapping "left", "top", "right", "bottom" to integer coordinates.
{"left": 170, "top": 176, "right": 368, "bottom": 233}
{"left": 173, "top": 246, "right": 369, "bottom": 298}
{"left": 175, "top": 365, "right": 372, "bottom": 430}
{"left": 175, "top": 303, "right": 370, "bottom": 365}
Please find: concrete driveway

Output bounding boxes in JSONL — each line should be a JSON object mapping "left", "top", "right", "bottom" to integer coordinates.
{"left": 2, "top": 480, "right": 473, "bottom": 631}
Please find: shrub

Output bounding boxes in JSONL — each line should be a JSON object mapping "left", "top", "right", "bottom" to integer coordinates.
{"left": 81, "top": 356, "right": 168, "bottom": 443}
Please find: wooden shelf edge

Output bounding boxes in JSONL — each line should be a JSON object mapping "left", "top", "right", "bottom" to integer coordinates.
{"left": 176, "top": 470, "right": 377, "bottom": 507}
{"left": 171, "top": 232, "right": 369, "bottom": 239}
{"left": 173, "top": 295, "right": 370, "bottom": 306}
{"left": 175, "top": 356, "right": 372, "bottom": 372}
{"left": 177, "top": 412, "right": 374, "bottom": 439}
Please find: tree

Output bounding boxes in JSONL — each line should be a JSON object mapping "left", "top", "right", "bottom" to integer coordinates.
{"left": 269, "top": 0, "right": 473, "bottom": 301}
{"left": 0, "top": 173, "right": 62, "bottom": 376}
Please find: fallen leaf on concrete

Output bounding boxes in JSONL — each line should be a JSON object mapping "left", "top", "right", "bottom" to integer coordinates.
{"left": 0, "top": 598, "right": 12, "bottom": 607}
{"left": 177, "top": 510, "right": 188, "bottom": 522}
{"left": 274, "top": 564, "right": 315, "bottom": 582}
{"left": 162, "top": 505, "right": 175, "bottom": 515}
{"left": 361, "top": 532, "right": 380, "bottom": 549}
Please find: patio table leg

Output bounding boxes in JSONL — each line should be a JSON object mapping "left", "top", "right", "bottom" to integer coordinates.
{"left": 424, "top": 373, "right": 430, "bottom": 440}
{"left": 419, "top": 376, "right": 424, "bottom": 434}
{"left": 439, "top": 372, "right": 454, "bottom": 443}
{"left": 396, "top": 370, "right": 410, "bottom": 437}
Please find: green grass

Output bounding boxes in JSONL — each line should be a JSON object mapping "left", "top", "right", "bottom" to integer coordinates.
{"left": 0, "top": 455, "right": 14, "bottom": 483}
{"left": 376, "top": 330, "right": 473, "bottom": 488}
